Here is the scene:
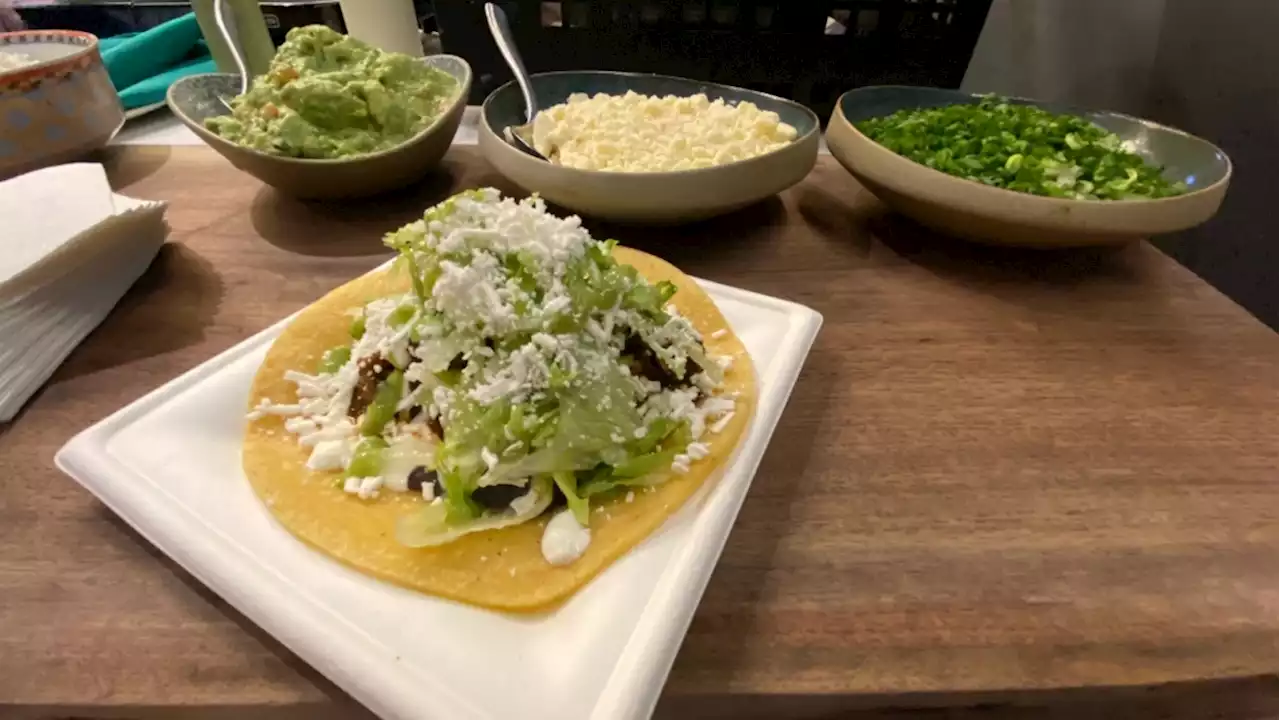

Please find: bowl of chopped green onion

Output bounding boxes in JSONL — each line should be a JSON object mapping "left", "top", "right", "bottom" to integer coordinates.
{"left": 825, "top": 86, "right": 1231, "bottom": 246}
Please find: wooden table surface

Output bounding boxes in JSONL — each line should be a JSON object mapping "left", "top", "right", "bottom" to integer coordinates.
{"left": 0, "top": 146, "right": 1275, "bottom": 720}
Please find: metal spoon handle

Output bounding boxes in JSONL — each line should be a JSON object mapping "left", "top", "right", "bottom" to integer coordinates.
{"left": 214, "top": 0, "right": 250, "bottom": 96}
{"left": 484, "top": 2, "right": 538, "bottom": 122}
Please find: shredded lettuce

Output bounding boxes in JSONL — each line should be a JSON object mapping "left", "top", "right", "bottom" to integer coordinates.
{"left": 376, "top": 191, "right": 724, "bottom": 541}
{"left": 552, "top": 471, "right": 590, "bottom": 525}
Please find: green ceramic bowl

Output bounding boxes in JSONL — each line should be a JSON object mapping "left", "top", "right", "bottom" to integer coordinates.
{"left": 479, "top": 71, "right": 820, "bottom": 223}
{"left": 826, "top": 85, "right": 1232, "bottom": 246}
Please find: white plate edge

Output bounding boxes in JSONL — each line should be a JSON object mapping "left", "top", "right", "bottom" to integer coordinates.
{"left": 590, "top": 303, "right": 823, "bottom": 720}
{"left": 53, "top": 276, "right": 824, "bottom": 720}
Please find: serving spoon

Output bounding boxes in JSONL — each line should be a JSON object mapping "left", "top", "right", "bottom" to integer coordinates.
{"left": 483, "top": 2, "right": 547, "bottom": 160}
{"left": 213, "top": 0, "right": 250, "bottom": 112}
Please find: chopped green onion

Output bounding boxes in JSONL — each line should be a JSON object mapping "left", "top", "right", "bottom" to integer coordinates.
{"left": 857, "top": 96, "right": 1187, "bottom": 201}
{"left": 360, "top": 370, "right": 404, "bottom": 436}
{"left": 317, "top": 345, "right": 351, "bottom": 373}
{"left": 346, "top": 437, "right": 388, "bottom": 478}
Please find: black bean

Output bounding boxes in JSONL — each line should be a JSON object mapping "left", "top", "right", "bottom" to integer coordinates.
{"left": 470, "top": 482, "right": 530, "bottom": 511}
{"left": 426, "top": 413, "right": 445, "bottom": 440}
{"left": 684, "top": 357, "right": 703, "bottom": 383}
{"left": 407, "top": 466, "right": 443, "bottom": 498}
{"left": 623, "top": 334, "right": 681, "bottom": 389}
{"left": 397, "top": 380, "right": 423, "bottom": 423}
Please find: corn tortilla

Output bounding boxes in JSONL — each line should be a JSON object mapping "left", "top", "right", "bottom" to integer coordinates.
{"left": 242, "top": 246, "right": 756, "bottom": 612}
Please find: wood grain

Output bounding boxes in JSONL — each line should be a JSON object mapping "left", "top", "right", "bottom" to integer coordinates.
{"left": 0, "top": 145, "right": 1274, "bottom": 718}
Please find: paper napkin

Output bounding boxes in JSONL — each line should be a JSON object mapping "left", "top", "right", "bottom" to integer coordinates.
{"left": 0, "top": 163, "right": 169, "bottom": 422}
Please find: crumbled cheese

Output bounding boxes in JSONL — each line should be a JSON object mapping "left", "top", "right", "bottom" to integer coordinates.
{"left": 246, "top": 399, "right": 303, "bottom": 419}
{"left": 709, "top": 411, "right": 736, "bottom": 434}
{"left": 420, "top": 190, "right": 590, "bottom": 280}
{"left": 586, "top": 318, "right": 610, "bottom": 345}
{"left": 297, "top": 420, "right": 356, "bottom": 448}
{"left": 356, "top": 476, "right": 383, "bottom": 499}
{"left": 543, "top": 294, "right": 571, "bottom": 315}
{"left": 702, "top": 396, "right": 736, "bottom": 415}
{"left": 306, "top": 439, "right": 349, "bottom": 471}
{"left": 625, "top": 491, "right": 635, "bottom": 504}
{"left": 532, "top": 91, "right": 798, "bottom": 172}
{"left": 284, "top": 417, "right": 318, "bottom": 436}
{"left": 430, "top": 252, "right": 520, "bottom": 334}
{"left": 710, "top": 329, "right": 727, "bottom": 340}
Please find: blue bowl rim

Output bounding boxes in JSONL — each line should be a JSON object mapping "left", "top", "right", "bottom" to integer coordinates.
{"left": 831, "top": 84, "right": 1233, "bottom": 206}
{"left": 166, "top": 54, "right": 473, "bottom": 166}
{"left": 480, "top": 69, "right": 821, "bottom": 177}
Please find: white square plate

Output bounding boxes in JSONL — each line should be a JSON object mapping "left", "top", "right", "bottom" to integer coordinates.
{"left": 56, "top": 273, "right": 822, "bottom": 720}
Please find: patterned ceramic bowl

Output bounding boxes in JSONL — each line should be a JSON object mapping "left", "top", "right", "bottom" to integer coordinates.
{"left": 0, "top": 30, "right": 125, "bottom": 180}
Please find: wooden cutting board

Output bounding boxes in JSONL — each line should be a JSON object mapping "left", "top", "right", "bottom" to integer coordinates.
{"left": 0, "top": 145, "right": 1274, "bottom": 719}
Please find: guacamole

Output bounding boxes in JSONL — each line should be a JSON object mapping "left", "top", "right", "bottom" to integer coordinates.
{"left": 205, "top": 25, "right": 458, "bottom": 159}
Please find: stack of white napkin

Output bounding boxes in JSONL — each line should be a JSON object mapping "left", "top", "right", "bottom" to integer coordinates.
{"left": 0, "top": 163, "right": 168, "bottom": 422}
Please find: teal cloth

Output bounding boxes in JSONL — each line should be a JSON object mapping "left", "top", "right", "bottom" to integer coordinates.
{"left": 101, "top": 13, "right": 218, "bottom": 111}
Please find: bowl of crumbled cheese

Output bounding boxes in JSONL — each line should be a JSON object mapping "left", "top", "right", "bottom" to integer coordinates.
{"left": 479, "top": 71, "right": 820, "bottom": 223}
{"left": 0, "top": 30, "right": 124, "bottom": 180}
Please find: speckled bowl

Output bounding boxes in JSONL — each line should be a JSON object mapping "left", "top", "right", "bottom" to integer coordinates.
{"left": 826, "top": 85, "right": 1233, "bottom": 247}
{"left": 166, "top": 55, "right": 471, "bottom": 199}
{"left": 479, "top": 71, "right": 820, "bottom": 223}
{"left": 0, "top": 30, "right": 124, "bottom": 180}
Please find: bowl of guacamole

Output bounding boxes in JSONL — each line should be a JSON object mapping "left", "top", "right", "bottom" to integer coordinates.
{"left": 167, "top": 25, "right": 471, "bottom": 198}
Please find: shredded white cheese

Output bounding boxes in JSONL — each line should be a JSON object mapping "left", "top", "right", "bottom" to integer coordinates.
{"left": 531, "top": 91, "right": 798, "bottom": 172}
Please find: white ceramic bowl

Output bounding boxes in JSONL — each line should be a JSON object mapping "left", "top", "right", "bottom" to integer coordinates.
{"left": 479, "top": 71, "right": 820, "bottom": 223}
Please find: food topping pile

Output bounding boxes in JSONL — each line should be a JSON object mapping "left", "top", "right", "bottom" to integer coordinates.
{"left": 206, "top": 25, "right": 457, "bottom": 159}
{"left": 531, "top": 90, "right": 798, "bottom": 172}
{"left": 857, "top": 96, "right": 1187, "bottom": 200}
